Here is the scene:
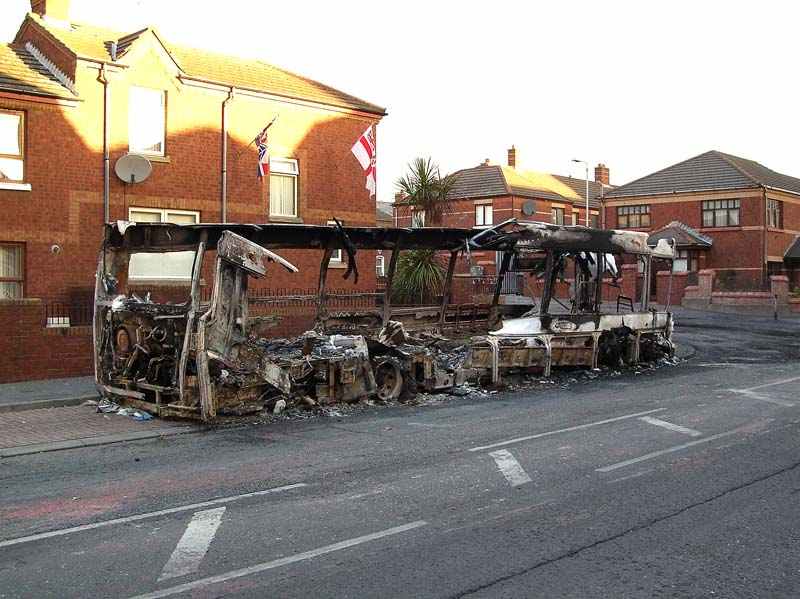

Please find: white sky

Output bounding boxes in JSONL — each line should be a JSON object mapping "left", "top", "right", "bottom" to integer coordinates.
{"left": 3, "top": 0, "right": 799, "bottom": 202}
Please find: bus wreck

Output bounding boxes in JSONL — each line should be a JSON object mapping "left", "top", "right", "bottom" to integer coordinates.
{"left": 466, "top": 220, "right": 677, "bottom": 383}
{"left": 93, "top": 221, "right": 474, "bottom": 420}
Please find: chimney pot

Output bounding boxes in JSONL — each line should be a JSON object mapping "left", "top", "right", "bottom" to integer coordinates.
{"left": 594, "top": 163, "right": 610, "bottom": 185}
{"left": 30, "top": 0, "right": 70, "bottom": 22}
{"left": 507, "top": 145, "right": 517, "bottom": 169}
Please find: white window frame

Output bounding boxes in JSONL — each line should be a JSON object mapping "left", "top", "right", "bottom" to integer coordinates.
{"left": 376, "top": 254, "right": 385, "bottom": 278}
{"left": 127, "top": 208, "right": 200, "bottom": 281}
{"left": 0, "top": 109, "right": 25, "bottom": 183}
{"left": 129, "top": 86, "right": 166, "bottom": 157}
{"left": 0, "top": 242, "right": 24, "bottom": 299}
{"left": 475, "top": 203, "right": 493, "bottom": 228}
{"left": 411, "top": 210, "right": 425, "bottom": 228}
{"left": 269, "top": 158, "right": 299, "bottom": 218}
{"left": 327, "top": 220, "right": 343, "bottom": 264}
{"left": 128, "top": 207, "right": 200, "bottom": 224}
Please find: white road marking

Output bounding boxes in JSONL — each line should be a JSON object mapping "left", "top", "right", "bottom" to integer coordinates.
{"left": 596, "top": 430, "right": 741, "bottom": 473}
{"left": 734, "top": 375, "right": 800, "bottom": 393}
{"left": 729, "top": 389, "right": 795, "bottom": 407}
{"left": 468, "top": 408, "right": 666, "bottom": 452}
{"left": 489, "top": 450, "right": 532, "bottom": 487}
{"left": 606, "top": 469, "right": 653, "bottom": 484}
{"left": 639, "top": 416, "right": 702, "bottom": 437}
{"left": 158, "top": 507, "right": 225, "bottom": 581}
{"left": 0, "top": 483, "right": 306, "bottom": 549}
{"left": 130, "top": 521, "right": 428, "bottom": 599}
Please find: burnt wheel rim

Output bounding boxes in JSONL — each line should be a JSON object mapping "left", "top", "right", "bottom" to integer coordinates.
{"left": 375, "top": 360, "right": 403, "bottom": 401}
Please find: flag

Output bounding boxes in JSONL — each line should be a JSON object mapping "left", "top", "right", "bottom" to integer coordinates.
{"left": 256, "top": 127, "right": 269, "bottom": 179}
{"left": 351, "top": 125, "right": 376, "bottom": 197}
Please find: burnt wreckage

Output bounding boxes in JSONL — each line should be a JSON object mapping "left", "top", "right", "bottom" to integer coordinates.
{"left": 94, "top": 222, "right": 474, "bottom": 420}
{"left": 94, "top": 220, "right": 677, "bottom": 420}
{"left": 466, "top": 220, "right": 677, "bottom": 383}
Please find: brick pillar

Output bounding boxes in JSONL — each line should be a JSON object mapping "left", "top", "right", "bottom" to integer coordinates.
{"left": 770, "top": 275, "right": 789, "bottom": 304}
{"left": 621, "top": 263, "right": 638, "bottom": 301}
{"left": 697, "top": 269, "right": 714, "bottom": 297}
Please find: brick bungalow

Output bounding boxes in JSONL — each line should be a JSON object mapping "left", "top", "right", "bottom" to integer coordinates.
{"left": 603, "top": 150, "right": 800, "bottom": 306}
{"left": 0, "top": 0, "right": 385, "bottom": 382}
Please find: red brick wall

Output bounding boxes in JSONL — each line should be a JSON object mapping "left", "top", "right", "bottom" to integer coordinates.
{"left": 0, "top": 300, "right": 93, "bottom": 383}
{"left": 604, "top": 192, "right": 768, "bottom": 290}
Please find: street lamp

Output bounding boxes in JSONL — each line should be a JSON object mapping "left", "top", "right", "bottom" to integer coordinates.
{"left": 571, "top": 159, "right": 590, "bottom": 227}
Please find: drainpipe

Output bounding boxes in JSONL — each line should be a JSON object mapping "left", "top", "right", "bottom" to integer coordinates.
{"left": 221, "top": 87, "right": 235, "bottom": 223}
{"left": 99, "top": 64, "right": 110, "bottom": 223}
{"left": 762, "top": 185, "right": 768, "bottom": 289}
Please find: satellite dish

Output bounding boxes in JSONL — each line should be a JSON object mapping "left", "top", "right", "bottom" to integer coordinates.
{"left": 115, "top": 153, "right": 152, "bottom": 184}
{"left": 521, "top": 199, "right": 536, "bottom": 217}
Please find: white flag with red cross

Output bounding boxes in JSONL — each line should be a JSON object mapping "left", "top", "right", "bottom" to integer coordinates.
{"left": 351, "top": 125, "right": 376, "bottom": 197}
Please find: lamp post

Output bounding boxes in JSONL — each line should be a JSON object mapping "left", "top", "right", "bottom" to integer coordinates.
{"left": 572, "top": 159, "right": 590, "bottom": 227}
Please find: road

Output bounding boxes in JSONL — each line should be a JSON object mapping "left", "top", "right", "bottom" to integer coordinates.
{"left": 2, "top": 308, "right": 800, "bottom": 598}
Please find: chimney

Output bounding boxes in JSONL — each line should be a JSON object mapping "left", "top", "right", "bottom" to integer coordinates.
{"left": 482, "top": 158, "right": 490, "bottom": 166}
{"left": 507, "top": 145, "right": 517, "bottom": 169}
{"left": 594, "top": 163, "right": 610, "bottom": 185}
{"left": 30, "top": 0, "right": 71, "bottom": 22}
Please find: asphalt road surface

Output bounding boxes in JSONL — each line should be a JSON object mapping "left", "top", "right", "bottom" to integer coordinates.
{"left": 2, "top": 308, "right": 800, "bottom": 598}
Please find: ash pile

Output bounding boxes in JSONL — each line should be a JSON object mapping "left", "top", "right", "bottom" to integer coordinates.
{"left": 249, "top": 322, "right": 473, "bottom": 414}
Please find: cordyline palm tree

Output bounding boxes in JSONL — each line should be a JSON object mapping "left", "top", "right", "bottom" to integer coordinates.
{"left": 391, "top": 249, "right": 445, "bottom": 305}
{"left": 395, "top": 157, "right": 458, "bottom": 226}
{"left": 391, "top": 157, "right": 457, "bottom": 305}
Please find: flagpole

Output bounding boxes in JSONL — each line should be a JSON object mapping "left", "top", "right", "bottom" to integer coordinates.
{"left": 234, "top": 114, "right": 279, "bottom": 161}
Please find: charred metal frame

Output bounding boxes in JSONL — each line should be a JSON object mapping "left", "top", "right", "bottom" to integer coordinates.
{"left": 468, "top": 220, "right": 677, "bottom": 383}
{"left": 94, "top": 222, "right": 474, "bottom": 419}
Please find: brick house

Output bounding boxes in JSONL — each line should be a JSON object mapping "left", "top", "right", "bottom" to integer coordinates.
{"left": 0, "top": 0, "right": 385, "bottom": 382}
{"left": 393, "top": 147, "right": 611, "bottom": 301}
{"left": 602, "top": 150, "right": 800, "bottom": 304}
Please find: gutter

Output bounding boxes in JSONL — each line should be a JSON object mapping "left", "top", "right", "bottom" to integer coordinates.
{"left": 221, "top": 87, "right": 235, "bottom": 223}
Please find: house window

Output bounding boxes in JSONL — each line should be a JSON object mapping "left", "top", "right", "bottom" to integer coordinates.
{"left": 0, "top": 243, "right": 24, "bottom": 298}
{"left": 376, "top": 254, "right": 385, "bottom": 278}
{"left": 0, "top": 109, "right": 24, "bottom": 182}
{"left": 475, "top": 203, "right": 493, "bottom": 227}
{"left": 128, "top": 208, "right": 199, "bottom": 280}
{"left": 327, "top": 220, "right": 343, "bottom": 264}
{"left": 411, "top": 210, "right": 425, "bottom": 228}
{"left": 672, "top": 249, "right": 698, "bottom": 273}
{"left": 129, "top": 87, "right": 166, "bottom": 156}
{"left": 702, "top": 199, "right": 740, "bottom": 227}
{"left": 269, "top": 158, "right": 299, "bottom": 218}
{"left": 617, "top": 205, "right": 651, "bottom": 228}
{"left": 571, "top": 212, "right": 578, "bottom": 226}
{"left": 767, "top": 199, "right": 782, "bottom": 229}
{"left": 551, "top": 207, "right": 565, "bottom": 225}
{"left": 590, "top": 213, "right": 600, "bottom": 228}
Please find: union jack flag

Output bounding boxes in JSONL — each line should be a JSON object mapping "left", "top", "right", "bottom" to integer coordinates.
{"left": 256, "top": 127, "right": 270, "bottom": 179}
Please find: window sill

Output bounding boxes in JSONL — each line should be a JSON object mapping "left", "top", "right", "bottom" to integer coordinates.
{"left": 328, "top": 261, "right": 347, "bottom": 269}
{"left": 269, "top": 215, "right": 303, "bottom": 224}
{"left": 128, "top": 278, "right": 192, "bottom": 287}
{"left": 129, "top": 153, "right": 171, "bottom": 164}
{"left": 0, "top": 181, "right": 32, "bottom": 191}
{"left": 698, "top": 226, "right": 741, "bottom": 232}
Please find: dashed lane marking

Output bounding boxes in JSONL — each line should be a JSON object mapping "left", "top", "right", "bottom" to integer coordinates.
{"left": 468, "top": 408, "right": 666, "bottom": 452}
{"left": 489, "top": 450, "right": 532, "bottom": 487}
{"left": 596, "top": 429, "right": 742, "bottom": 473}
{"left": 158, "top": 507, "right": 226, "bottom": 582}
{"left": 130, "top": 521, "right": 428, "bottom": 599}
{"left": 639, "top": 416, "right": 702, "bottom": 437}
{"left": 0, "top": 483, "right": 306, "bottom": 549}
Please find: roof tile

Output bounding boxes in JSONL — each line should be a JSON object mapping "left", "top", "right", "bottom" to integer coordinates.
{"left": 0, "top": 43, "right": 75, "bottom": 99}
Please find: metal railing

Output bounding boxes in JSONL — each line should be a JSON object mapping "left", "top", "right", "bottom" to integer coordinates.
{"left": 42, "top": 301, "right": 93, "bottom": 328}
{"left": 471, "top": 273, "right": 524, "bottom": 296}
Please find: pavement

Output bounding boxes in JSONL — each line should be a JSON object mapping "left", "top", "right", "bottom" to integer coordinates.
{"left": 1, "top": 308, "right": 800, "bottom": 597}
{"left": 0, "top": 375, "right": 97, "bottom": 412}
